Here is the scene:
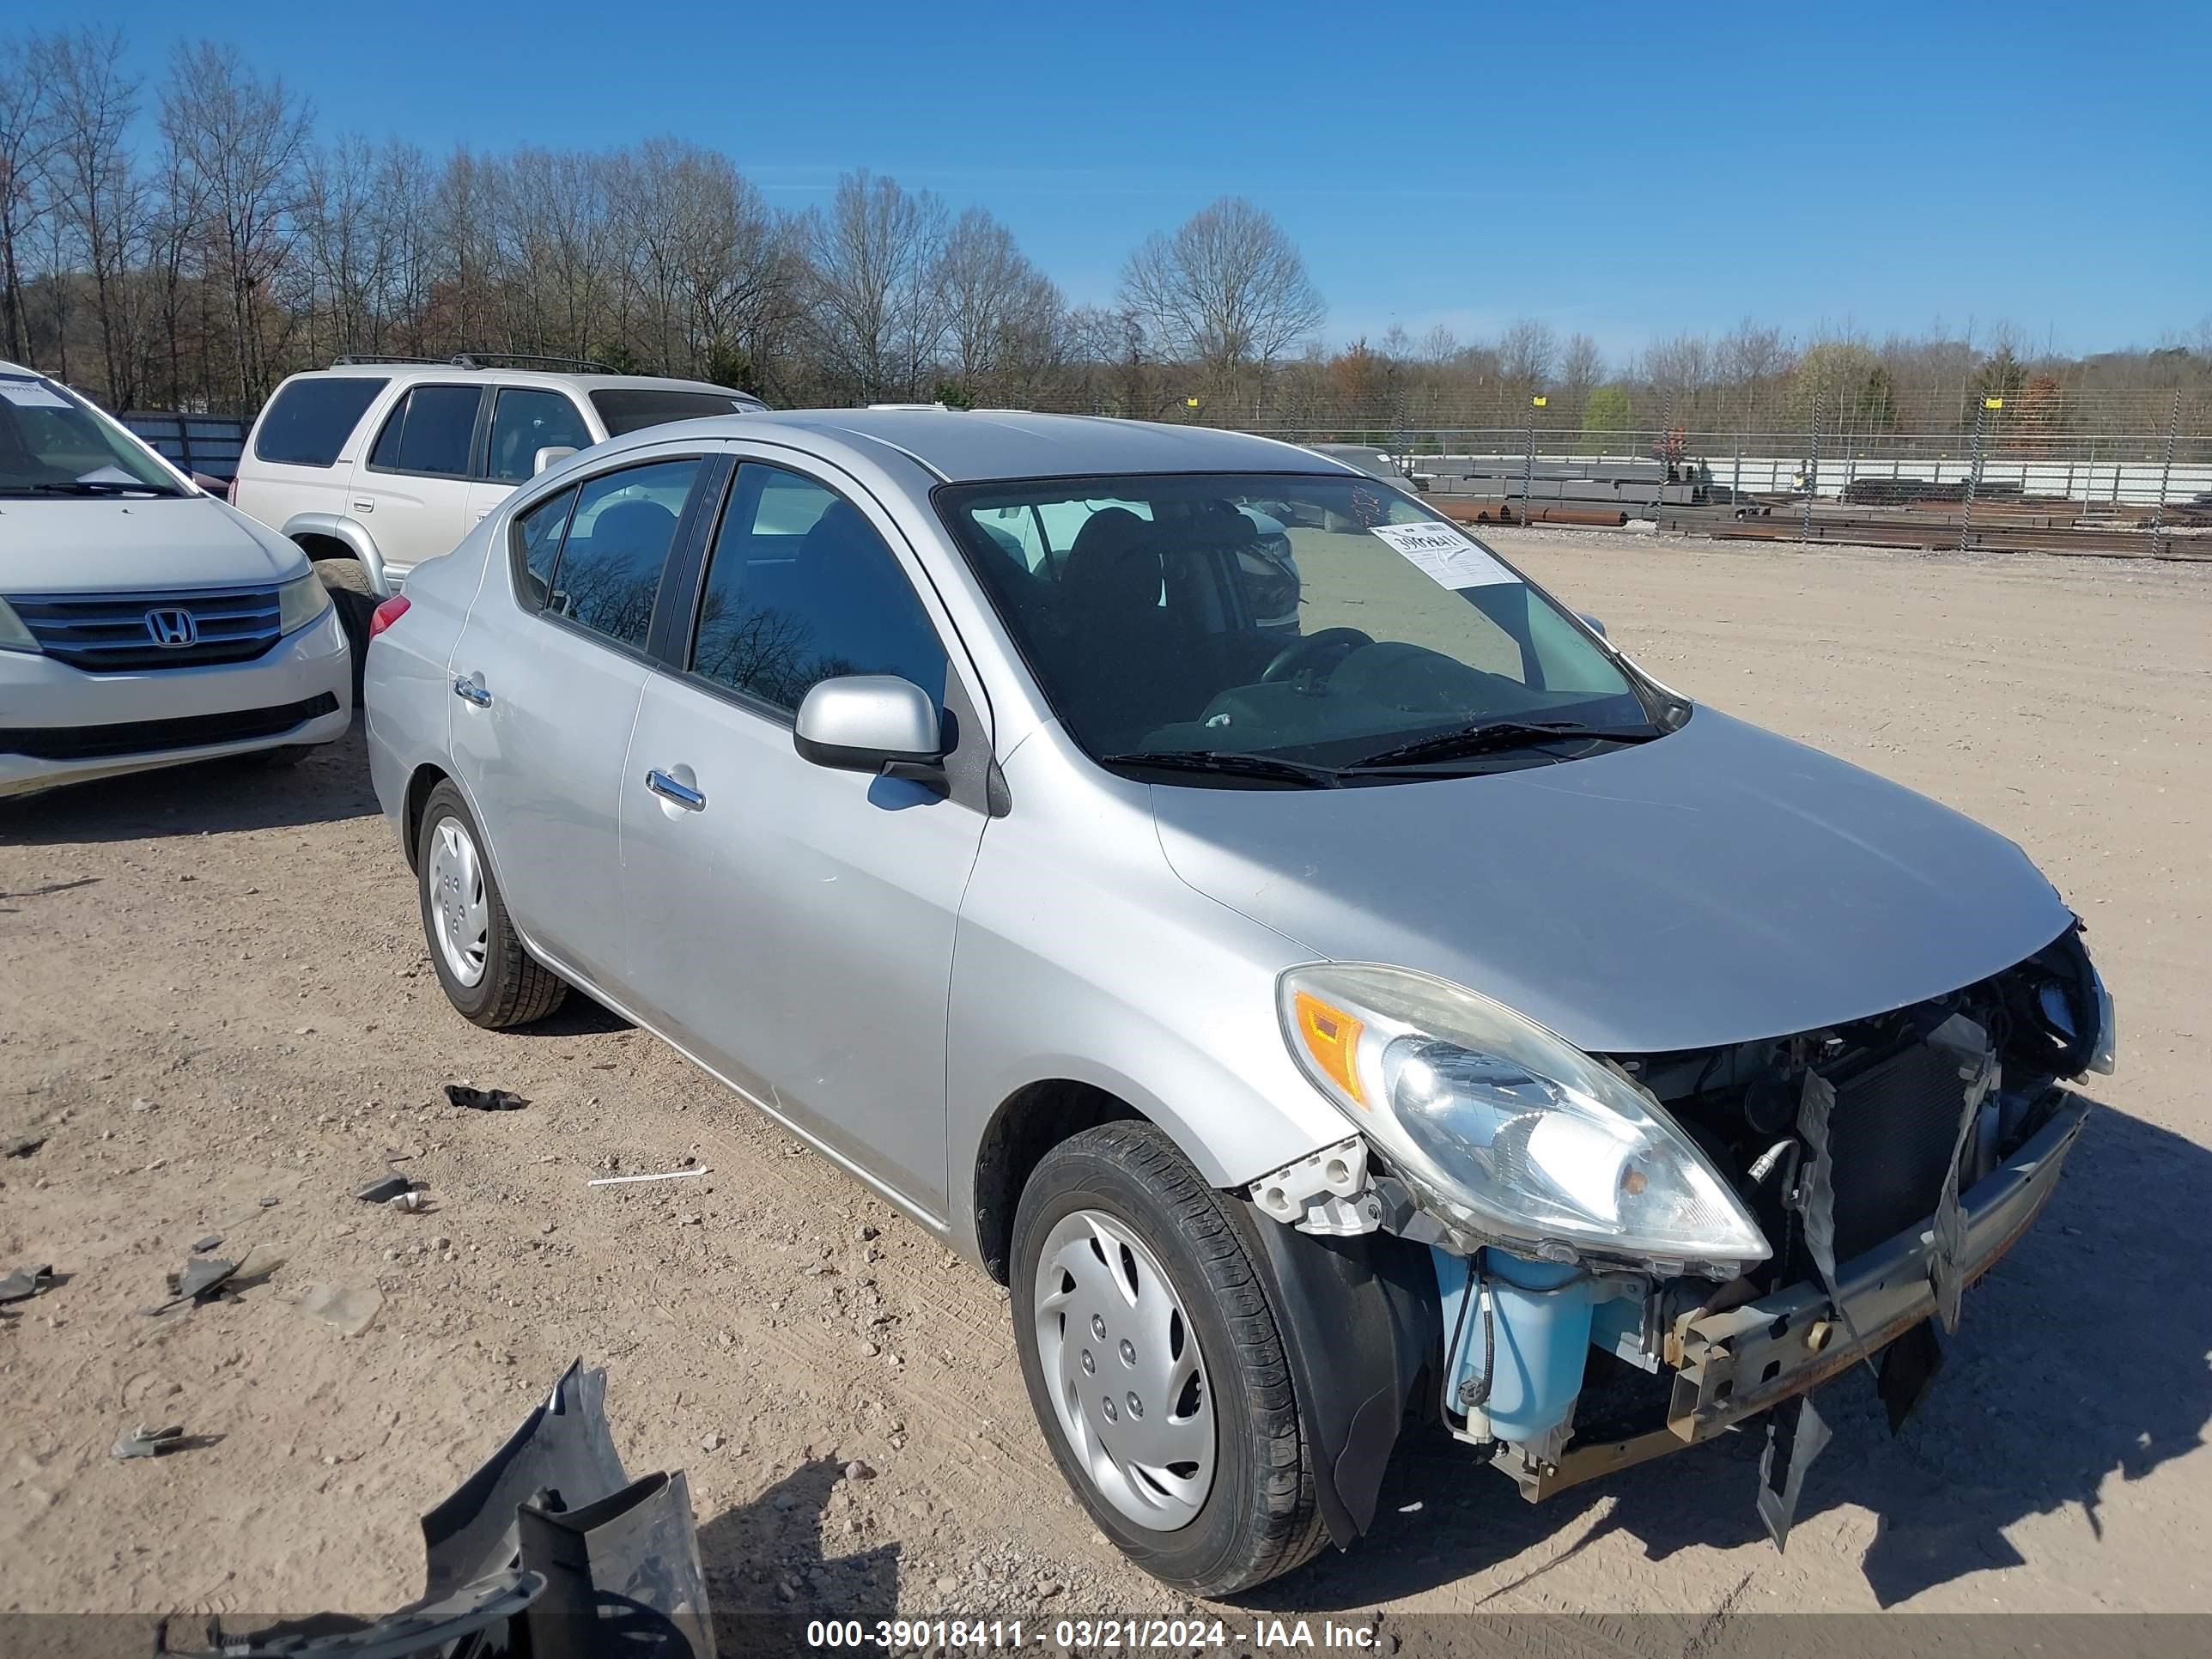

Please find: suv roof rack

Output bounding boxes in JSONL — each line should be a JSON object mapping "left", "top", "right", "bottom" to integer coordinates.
{"left": 328, "top": 351, "right": 622, "bottom": 374}
{"left": 450, "top": 352, "right": 617, "bottom": 373}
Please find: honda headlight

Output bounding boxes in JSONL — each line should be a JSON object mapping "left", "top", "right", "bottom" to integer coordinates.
{"left": 1279, "top": 963, "right": 1770, "bottom": 1276}
{"left": 277, "top": 570, "right": 333, "bottom": 634}
{"left": 0, "top": 595, "right": 39, "bottom": 653}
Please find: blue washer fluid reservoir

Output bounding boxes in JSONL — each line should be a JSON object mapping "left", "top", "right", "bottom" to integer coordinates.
{"left": 1434, "top": 1247, "right": 1596, "bottom": 1443}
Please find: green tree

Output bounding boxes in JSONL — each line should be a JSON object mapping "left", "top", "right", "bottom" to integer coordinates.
{"left": 1582, "top": 384, "right": 1632, "bottom": 434}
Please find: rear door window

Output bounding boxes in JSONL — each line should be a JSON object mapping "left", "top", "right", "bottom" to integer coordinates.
{"left": 541, "top": 459, "right": 702, "bottom": 651}
{"left": 252, "top": 377, "right": 388, "bottom": 467}
{"left": 367, "top": 385, "right": 483, "bottom": 477}
{"left": 488, "top": 388, "right": 593, "bottom": 483}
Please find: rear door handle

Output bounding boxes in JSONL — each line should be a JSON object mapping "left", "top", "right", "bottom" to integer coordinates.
{"left": 352, "top": 497, "right": 374, "bottom": 514}
{"left": 453, "top": 675, "right": 492, "bottom": 708}
{"left": 645, "top": 769, "right": 706, "bottom": 811}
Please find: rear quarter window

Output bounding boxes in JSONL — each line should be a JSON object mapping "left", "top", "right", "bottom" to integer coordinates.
{"left": 589, "top": 387, "right": 751, "bottom": 436}
{"left": 252, "top": 377, "right": 389, "bottom": 467}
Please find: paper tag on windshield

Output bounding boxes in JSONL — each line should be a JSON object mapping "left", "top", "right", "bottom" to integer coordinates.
{"left": 0, "top": 380, "right": 69, "bottom": 409}
{"left": 1368, "top": 521, "right": 1519, "bottom": 589}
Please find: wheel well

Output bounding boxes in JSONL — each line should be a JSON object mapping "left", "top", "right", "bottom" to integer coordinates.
{"left": 973, "top": 1080, "right": 1146, "bottom": 1284}
{"left": 292, "top": 532, "right": 360, "bottom": 566}
{"left": 402, "top": 764, "right": 452, "bottom": 872}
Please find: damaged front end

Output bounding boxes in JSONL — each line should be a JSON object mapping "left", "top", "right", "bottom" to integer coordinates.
{"left": 1256, "top": 924, "right": 2111, "bottom": 1547}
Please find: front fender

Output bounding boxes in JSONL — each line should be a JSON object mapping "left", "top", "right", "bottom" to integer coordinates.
{"left": 946, "top": 735, "right": 1354, "bottom": 1261}
{"left": 283, "top": 511, "right": 394, "bottom": 597}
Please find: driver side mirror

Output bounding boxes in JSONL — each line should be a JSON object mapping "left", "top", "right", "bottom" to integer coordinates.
{"left": 1578, "top": 612, "right": 1607, "bottom": 639}
{"left": 532, "top": 445, "right": 579, "bottom": 476}
{"left": 793, "top": 676, "right": 943, "bottom": 776}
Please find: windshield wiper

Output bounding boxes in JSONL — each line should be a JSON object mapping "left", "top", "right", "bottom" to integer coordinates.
{"left": 0, "top": 479, "right": 179, "bottom": 498}
{"left": 1346, "top": 719, "right": 1660, "bottom": 771}
{"left": 1100, "top": 750, "right": 1346, "bottom": 788}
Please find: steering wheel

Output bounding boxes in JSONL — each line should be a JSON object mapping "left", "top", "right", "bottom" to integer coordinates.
{"left": 1261, "top": 626, "right": 1374, "bottom": 684}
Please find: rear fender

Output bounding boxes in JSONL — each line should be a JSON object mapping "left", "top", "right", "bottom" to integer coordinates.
{"left": 284, "top": 511, "right": 392, "bottom": 596}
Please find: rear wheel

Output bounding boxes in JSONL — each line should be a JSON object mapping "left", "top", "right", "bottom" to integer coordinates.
{"left": 415, "top": 781, "right": 566, "bottom": 1029}
{"left": 1010, "top": 1121, "right": 1324, "bottom": 1595}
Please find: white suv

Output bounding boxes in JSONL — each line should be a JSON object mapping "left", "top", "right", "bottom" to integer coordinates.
{"left": 233, "top": 356, "right": 767, "bottom": 600}
{"left": 0, "top": 361, "right": 350, "bottom": 799}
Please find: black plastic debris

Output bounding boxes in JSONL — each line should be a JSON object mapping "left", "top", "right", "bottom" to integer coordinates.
{"left": 0, "top": 1263, "right": 56, "bottom": 1304}
{"left": 1879, "top": 1318, "right": 1948, "bottom": 1433}
{"left": 518, "top": 1468, "right": 714, "bottom": 1659}
{"left": 1754, "top": 1391, "right": 1832, "bottom": 1550}
{"left": 447, "top": 1084, "right": 529, "bottom": 1112}
{"left": 144, "top": 1254, "right": 244, "bottom": 1315}
{"left": 112, "top": 1423, "right": 186, "bottom": 1460}
{"left": 3, "top": 1133, "right": 43, "bottom": 1158}
{"left": 151, "top": 1362, "right": 711, "bottom": 1658}
{"left": 357, "top": 1174, "right": 414, "bottom": 1204}
{"left": 171, "top": 1256, "right": 239, "bottom": 1301}
{"left": 190, "top": 1235, "right": 223, "bottom": 1255}
{"left": 155, "top": 1567, "right": 544, "bottom": 1659}
{"left": 422, "top": 1362, "right": 629, "bottom": 1596}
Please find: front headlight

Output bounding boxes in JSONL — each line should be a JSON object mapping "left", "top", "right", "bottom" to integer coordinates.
{"left": 1279, "top": 963, "right": 1770, "bottom": 1275}
{"left": 277, "top": 570, "right": 333, "bottom": 634}
{"left": 0, "top": 595, "right": 40, "bottom": 653}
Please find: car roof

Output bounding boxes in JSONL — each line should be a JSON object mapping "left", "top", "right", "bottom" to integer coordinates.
{"left": 652, "top": 407, "right": 1359, "bottom": 484}
{"left": 285, "top": 362, "right": 757, "bottom": 400}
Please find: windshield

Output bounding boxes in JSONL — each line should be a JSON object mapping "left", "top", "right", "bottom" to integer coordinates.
{"left": 0, "top": 375, "right": 184, "bottom": 495}
{"left": 589, "top": 387, "right": 759, "bottom": 436}
{"left": 937, "top": 471, "right": 1658, "bottom": 777}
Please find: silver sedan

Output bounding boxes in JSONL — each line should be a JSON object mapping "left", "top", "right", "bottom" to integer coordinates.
{"left": 364, "top": 410, "right": 2110, "bottom": 1592}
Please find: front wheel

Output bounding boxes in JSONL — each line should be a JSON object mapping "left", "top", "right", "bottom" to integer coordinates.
{"left": 416, "top": 781, "right": 566, "bottom": 1029}
{"left": 1010, "top": 1121, "right": 1325, "bottom": 1595}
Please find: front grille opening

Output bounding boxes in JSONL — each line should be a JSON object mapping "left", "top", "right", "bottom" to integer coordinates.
{"left": 1, "top": 693, "right": 338, "bottom": 761}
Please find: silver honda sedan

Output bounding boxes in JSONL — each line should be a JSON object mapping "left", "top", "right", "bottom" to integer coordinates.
{"left": 364, "top": 410, "right": 2111, "bottom": 1593}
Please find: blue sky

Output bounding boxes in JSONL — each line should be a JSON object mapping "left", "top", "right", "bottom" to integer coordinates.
{"left": 91, "top": 0, "right": 2210, "bottom": 362}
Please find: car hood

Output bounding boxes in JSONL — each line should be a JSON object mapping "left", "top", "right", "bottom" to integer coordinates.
{"left": 1149, "top": 708, "right": 2074, "bottom": 1054}
{"left": 0, "top": 496, "right": 302, "bottom": 593}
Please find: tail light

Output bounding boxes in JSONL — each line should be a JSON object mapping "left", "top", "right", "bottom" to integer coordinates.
{"left": 368, "top": 593, "right": 411, "bottom": 641}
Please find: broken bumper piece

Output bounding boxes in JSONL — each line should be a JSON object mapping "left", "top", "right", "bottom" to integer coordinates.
{"left": 155, "top": 1360, "right": 714, "bottom": 1659}
{"left": 1668, "top": 1097, "right": 2087, "bottom": 1443}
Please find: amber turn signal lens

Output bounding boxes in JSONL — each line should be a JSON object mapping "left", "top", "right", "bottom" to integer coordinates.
{"left": 1292, "top": 990, "right": 1366, "bottom": 1106}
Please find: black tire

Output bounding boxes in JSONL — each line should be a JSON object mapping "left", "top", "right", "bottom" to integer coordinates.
{"left": 314, "top": 558, "right": 374, "bottom": 703}
{"left": 1010, "top": 1121, "right": 1325, "bottom": 1595}
{"left": 415, "top": 781, "right": 566, "bottom": 1029}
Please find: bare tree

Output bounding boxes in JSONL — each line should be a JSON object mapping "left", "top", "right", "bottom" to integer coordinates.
{"left": 1117, "top": 197, "right": 1323, "bottom": 387}
{"left": 804, "top": 170, "right": 947, "bottom": 402}
{"left": 0, "top": 34, "right": 58, "bottom": 364}
{"left": 1497, "top": 317, "right": 1557, "bottom": 391}
{"left": 1558, "top": 331, "right": 1602, "bottom": 401}
{"left": 938, "top": 206, "right": 1062, "bottom": 400}
{"left": 44, "top": 27, "right": 147, "bottom": 404}
{"left": 162, "top": 40, "right": 311, "bottom": 404}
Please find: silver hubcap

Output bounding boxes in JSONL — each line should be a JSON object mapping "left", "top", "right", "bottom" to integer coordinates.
{"left": 426, "top": 817, "right": 489, "bottom": 988}
{"left": 1034, "top": 1209, "right": 1215, "bottom": 1531}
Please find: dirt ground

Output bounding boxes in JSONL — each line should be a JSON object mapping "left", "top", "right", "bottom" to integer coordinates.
{"left": 3, "top": 530, "right": 2208, "bottom": 1643}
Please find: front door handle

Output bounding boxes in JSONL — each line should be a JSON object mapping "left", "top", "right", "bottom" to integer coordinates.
{"left": 453, "top": 675, "right": 492, "bottom": 708}
{"left": 645, "top": 769, "right": 706, "bottom": 811}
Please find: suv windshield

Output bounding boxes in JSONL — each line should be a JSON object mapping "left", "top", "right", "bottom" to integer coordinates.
{"left": 589, "top": 387, "right": 758, "bottom": 436}
{"left": 938, "top": 471, "right": 1661, "bottom": 780}
{"left": 0, "top": 376, "right": 183, "bottom": 496}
